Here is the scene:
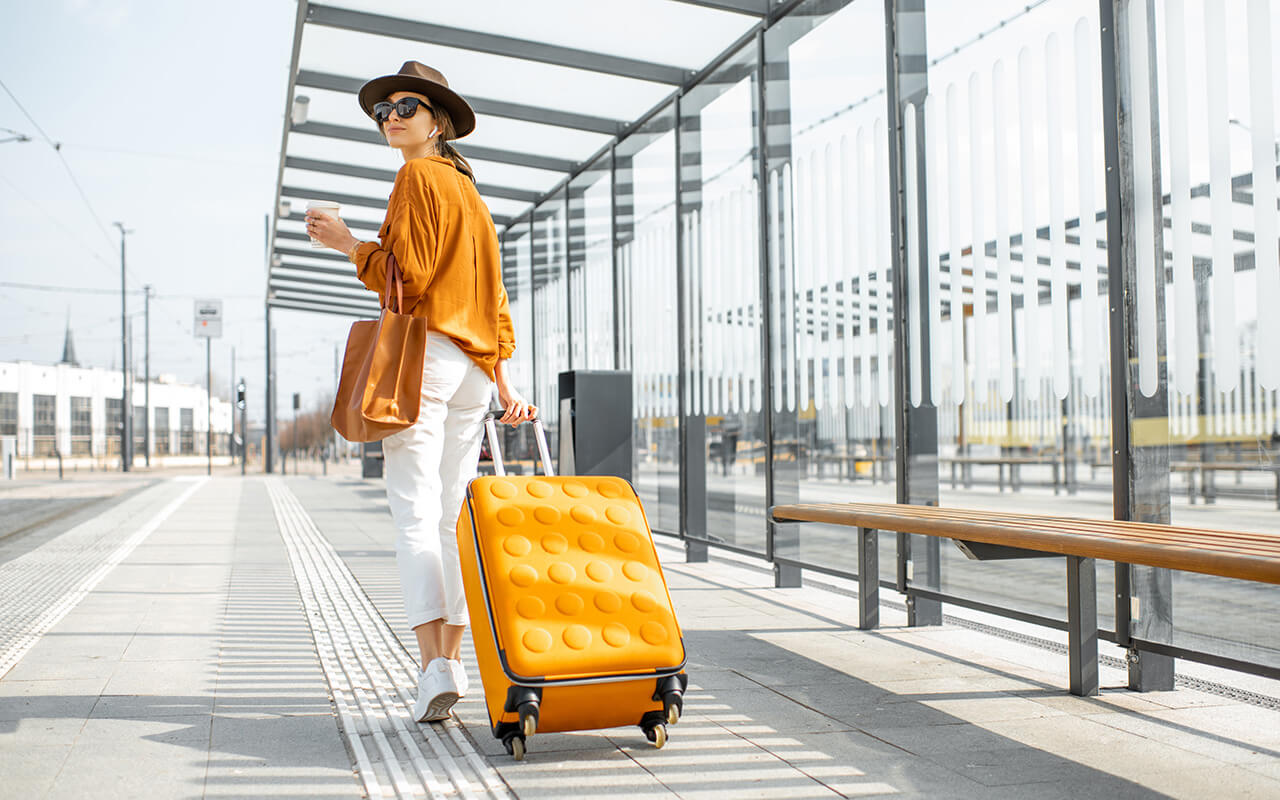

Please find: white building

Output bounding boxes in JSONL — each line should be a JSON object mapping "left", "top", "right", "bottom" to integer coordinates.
{"left": 0, "top": 359, "right": 233, "bottom": 465}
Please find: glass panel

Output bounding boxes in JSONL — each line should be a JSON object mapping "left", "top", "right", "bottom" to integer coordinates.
{"left": 765, "top": 0, "right": 897, "bottom": 571}
{"left": 901, "top": 0, "right": 1116, "bottom": 627}
{"left": 33, "top": 394, "right": 56, "bottom": 457}
{"left": 568, "top": 152, "right": 616, "bottom": 369}
{"left": 617, "top": 103, "right": 680, "bottom": 534}
{"left": 680, "top": 39, "right": 768, "bottom": 553}
{"left": 0, "top": 392, "right": 16, "bottom": 436}
{"left": 1152, "top": 0, "right": 1280, "bottom": 668}
{"left": 532, "top": 189, "right": 568, "bottom": 467}
{"left": 70, "top": 397, "right": 91, "bottom": 456}
{"left": 180, "top": 408, "right": 195, "bottom": 455}
{"left": 155, "top": 407, "right": 170, "bottom": 456}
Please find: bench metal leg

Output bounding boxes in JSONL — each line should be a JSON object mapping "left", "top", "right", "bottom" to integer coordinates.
{"left": 774, "top": 561, "right": 802, "bottom": 588}
{"left": 1067, "top": 555, "right": 1099, "bottom": 696}
{"left": 858, "top": 527, "right": 879, "bottom": 630}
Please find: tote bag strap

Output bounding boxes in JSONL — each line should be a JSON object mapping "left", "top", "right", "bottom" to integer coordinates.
{"left": 381, "top": 252, "right": 406, "bottom": 313}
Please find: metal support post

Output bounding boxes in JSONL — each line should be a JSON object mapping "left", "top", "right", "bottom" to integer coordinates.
{"left": 265, "top": 305, "right": 275, "bottom": 474}
{"left": 206, "top": 337, "right": 212, "bottom": 477}
{"left": 858, "top": 527, "right": 880, "bottom": 630}
{"left": 1067, "top": 555, "right": 1099, "bottom": 696}
{"left": 144, "top": 285, "right": 151, "bottom": 467}
{"left": 886, "top": 0, "right": 941, "bottom": 625}
{"left": 115, "top": 222, "right": 132, "bottom": 471}
{"left": 1101, "top": 0, "right": 1175, "bottom": 691}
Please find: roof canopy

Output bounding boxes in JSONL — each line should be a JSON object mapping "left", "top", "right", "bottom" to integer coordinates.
{"left": 268, "top": 0, "right": 778, "bottom": 318}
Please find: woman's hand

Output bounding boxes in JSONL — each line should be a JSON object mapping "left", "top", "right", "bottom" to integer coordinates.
{"left": 305, "top": 210, "right": 358, "bottom": 254}
{"left": 497, "top": 383, "right": 536, "bottom": 427}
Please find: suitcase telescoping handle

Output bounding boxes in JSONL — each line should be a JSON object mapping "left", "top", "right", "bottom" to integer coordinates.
{"left": 483, "top": 409, "right": 556, "bottom": 478}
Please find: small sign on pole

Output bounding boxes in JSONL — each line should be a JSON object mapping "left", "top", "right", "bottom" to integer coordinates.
{"left": 194, "top": 299, "right": 223, "bottom": 339}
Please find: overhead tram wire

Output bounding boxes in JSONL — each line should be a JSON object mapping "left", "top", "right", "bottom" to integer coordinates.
{"left": 0, "top": 77, "right": 142, "bottom": 284}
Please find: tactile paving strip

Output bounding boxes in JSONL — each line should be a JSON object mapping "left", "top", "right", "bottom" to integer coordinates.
{"left": 0, "top": 477, "right": 206, "bottom": 679}
{"left": 267, "top": 479, "right": 513, "bottom": 800}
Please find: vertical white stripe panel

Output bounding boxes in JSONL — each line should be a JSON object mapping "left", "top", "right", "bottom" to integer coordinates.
{"left": 1018, "top": 47, "right": 1042, "bottom": 402}
{"left": 1248, "top": 0, "right": 1280, "bottom": 390}
{"left": 876, "top": 116, "right": 892, "bottom": 407}
{"left": 770, "top": 170, "right": 783, "bottom": 413}
{"left": 682, "top": 214, "right": 692, "bottom": 412}
{"left": 1045, "top": 33, "right": 1070, "bottom": 401}
{"left": 718, "top": 196, "right": 729, "bottom": 415}
{"left": 946, "top": 84, "right": 967, "bottom": 405}
{"left": 858, "top": 127, "right": 874, "bottom": 408}
{"left": 784, "top": 164, "right": 798, "bottom": 413}
{"left": 814, "top": 151, "right": 828, "bottom": 412}
{"left": 992, "top": 60, "right": 1015, "bottom": 404}
{"left": 1204, "top": 0, "right": 1238, "bottom": 391}
{"left": 741, "top": 185, "right": 752, "bottom": 414}
{"left": 1128, "top": 0, "right": 1159, "bottom": 397}
{"left": 905, "top": 105, "right": 924, "bottom": 407}
{"left": 796, "top": 157, "right": 811, "bottom": 414}
{"left": 729, "top": 190, "right": 741, "bottom": 415}
{"left": 751, "top": 177, "right": 763, "bottom": 413}
{"left": 842, "top": 135, "right": 857, "bottom": 408}
{"left": 925, "top": 94, "right": 945, "bottom": 407}
{"left": 967, "top": 74, "right": 989, "bottom": 397}
{"left": 1074, "top": 18, "right": 1102, "bottom": 399}
{"left": 826, "top": 146, "right": 841, "bottom": 412}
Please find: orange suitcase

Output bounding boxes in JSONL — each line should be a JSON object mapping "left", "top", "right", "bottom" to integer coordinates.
{"left": 458, "top": 412, "right": 688, "bottom": 760}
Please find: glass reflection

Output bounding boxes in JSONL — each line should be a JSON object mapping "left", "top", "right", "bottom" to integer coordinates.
{"left": 617, "top": 107, "right": 680, "bottom": 533}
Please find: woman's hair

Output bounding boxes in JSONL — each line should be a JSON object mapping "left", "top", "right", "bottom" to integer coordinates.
{"left": 432, "top": 109, "right": 475, "bottom": 183}
{"left": 378, "top": 98, "right": 475, "bottom": 183}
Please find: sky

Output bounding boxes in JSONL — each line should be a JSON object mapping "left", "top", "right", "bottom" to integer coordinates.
{"left": 0, "top": 0, "right": 320, "bottom": 426}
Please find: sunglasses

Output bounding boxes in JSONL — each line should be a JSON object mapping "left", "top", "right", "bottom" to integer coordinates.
{"left": 373, "top": 97, "right": 434, "bottom": 124}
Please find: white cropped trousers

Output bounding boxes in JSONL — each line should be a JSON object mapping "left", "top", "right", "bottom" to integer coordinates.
{"left": 382, "top": 332, "right": 493, "bottom": 628}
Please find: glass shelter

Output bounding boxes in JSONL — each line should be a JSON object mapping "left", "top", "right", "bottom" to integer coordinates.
{"left": 268, "top": 0, "right": 1280, "bottom": 683}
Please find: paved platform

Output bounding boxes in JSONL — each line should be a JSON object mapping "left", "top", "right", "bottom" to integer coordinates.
{"left": 1, "top": 471, "right": 1278, "bottom": 799}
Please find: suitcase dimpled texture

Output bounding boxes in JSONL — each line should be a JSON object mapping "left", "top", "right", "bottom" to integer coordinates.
{"left": 458, "top": 417, "right": 687, "bottom": 760}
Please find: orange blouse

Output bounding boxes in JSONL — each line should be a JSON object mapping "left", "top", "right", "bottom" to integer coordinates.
{"left": 351, "top": 155, "right": 515, "bottom": 381}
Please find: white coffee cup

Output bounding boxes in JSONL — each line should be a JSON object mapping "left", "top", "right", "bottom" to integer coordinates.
{"left": 306, "top": 200, "right": 341, "bottom": 248}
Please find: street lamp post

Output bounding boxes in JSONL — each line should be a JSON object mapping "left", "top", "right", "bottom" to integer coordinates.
{"left": 143, "top": 284, "right": 152, "bottom": 467}
{"left": 113, "top": 222, "right": 133, "bottom": 471}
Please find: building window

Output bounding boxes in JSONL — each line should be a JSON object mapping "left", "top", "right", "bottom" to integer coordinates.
{"left": 180, "top": 408, "right": 194, "bottom": 454}
{"left": 32, "top": 394, "right": 56, "bottom": 457}
{"left": 105, "top": 398, "right": 122, "bottom": 455}
{"left": 0, "top": 392, "right": 15, "bottom": 436}
{"left": 155, "top": 407, "right": 169, "bottom": 455}
{"left": 70, "top": 396, "right": 92, "bottom": 456}
{"left": 133, "top": 405, "right": 146, "bottom": 456}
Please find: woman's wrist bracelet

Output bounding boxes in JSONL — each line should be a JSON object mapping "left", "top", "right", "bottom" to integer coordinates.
{"left": 347, "top": 240, "right": 363, "bottom": 262}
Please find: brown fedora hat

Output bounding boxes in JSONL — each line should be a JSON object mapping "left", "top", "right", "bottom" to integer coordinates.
{"left": 357, "top": 61, "right": 476, "bottom": 138}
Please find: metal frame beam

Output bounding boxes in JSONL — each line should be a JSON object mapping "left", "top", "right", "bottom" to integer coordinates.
{"left": 295, "top": 70, "right": 627, "bottom": 135}
{"left": 268, "top": 299, "right": 378, "bottom": 319}
{"left": 305, "top": 4, "right": 691, "bottom": 85}
{"left": 273, "top": 261, "right": 361, "bottom": 280}
{"left": 285, "top": 156, "right": 544, "bottom": 203}
{"left": 290, "top": 122, "right": 576, "bottom": 173}
{"left": 667, "top": 0, "right": 769, "bottom": 15}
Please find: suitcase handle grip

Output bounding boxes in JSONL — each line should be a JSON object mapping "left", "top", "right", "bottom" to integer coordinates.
{"left": 483, "top": 409, "right": 556, "bottom": 478}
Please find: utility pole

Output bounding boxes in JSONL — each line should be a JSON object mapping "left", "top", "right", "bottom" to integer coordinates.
{"left": 113, "top": 222, "right": 133, "bottom": 471}
{"left": 207, "top": 337, "right": 213, "bottom": 477}
{"left": 230, "top": 345, "right": 236, "bottom": 464}
{"left": 144, "top": 284, "right": 152, "bottom": 467}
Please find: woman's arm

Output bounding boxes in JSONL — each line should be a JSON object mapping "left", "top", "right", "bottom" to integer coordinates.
{"left": 494, "top": 359, "right": 535, "bottom": 426}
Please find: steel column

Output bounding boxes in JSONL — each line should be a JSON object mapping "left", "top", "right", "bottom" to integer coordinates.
{"left": 886, "top": 0, "right": 941, "bottom": 625}
{"left": 1100, "top": 0, "right": 1175, "bottom": 691}
{"left": 858, "top": 527, "right": 880, "bottom": 630}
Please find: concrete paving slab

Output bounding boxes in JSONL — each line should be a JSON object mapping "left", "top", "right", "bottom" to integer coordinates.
{"left": 43, "top": 715, "right": 211, "bottom": 799}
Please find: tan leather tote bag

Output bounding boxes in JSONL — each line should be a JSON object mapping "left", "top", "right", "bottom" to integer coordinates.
{"left": 331, "top": 253, "right": 428, "bottom": 442}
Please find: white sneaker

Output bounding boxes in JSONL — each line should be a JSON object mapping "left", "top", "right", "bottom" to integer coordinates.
{"left": 450, "top": 658, "right": 469, "bottom": 698}
{"left": 412, "top": 657, "right": 459, "bottom": 723}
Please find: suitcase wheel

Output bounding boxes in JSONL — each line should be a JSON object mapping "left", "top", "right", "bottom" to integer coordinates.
{"left": 643, "top": 723, "right": 667, "bottom": 749}
{"left": 518, "top": 701, "right": 539, "bottom": 738}
{"left": 503, "top": 732, "right": 527, "bottom": 761}
{"left": 662, "top": 693, "right": 683, "bottom": 725}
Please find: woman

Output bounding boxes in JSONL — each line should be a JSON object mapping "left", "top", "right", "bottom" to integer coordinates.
{"left": 307, "top": 61, "right": 536, "bottom": 723}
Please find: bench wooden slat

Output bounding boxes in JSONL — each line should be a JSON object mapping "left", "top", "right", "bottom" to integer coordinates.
{"left": 770, "top": 502, "right": 1280, "bottom": 585}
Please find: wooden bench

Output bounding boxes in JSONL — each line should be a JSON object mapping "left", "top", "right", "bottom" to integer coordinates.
{"left": 1171, "top": 461, "right": 1280, "bottom": 509}
{"left": 768, "top": 501, "right": 1280, "bottom": 696}
{"left": 941, "top": 455, "right": 1067, "bottom": 493}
